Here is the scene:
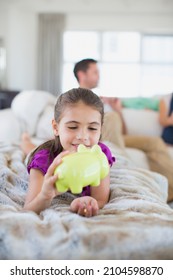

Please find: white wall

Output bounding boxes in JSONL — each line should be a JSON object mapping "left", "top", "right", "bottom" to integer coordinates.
{"left": 67, "top": 13, "right": 173, "bottom": 33}
{"left": 0, "top": 0, "right": 173, "bottom": 90}
{"left": 0, "top": 6, "right": 8, "bottom": 38}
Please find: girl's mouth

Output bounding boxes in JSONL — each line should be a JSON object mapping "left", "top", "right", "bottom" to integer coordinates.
{"left": 72, "top": 144, "right": 90, "bottom": 150}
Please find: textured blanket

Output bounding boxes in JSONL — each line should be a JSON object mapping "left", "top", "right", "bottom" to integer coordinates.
{"left": 0, "top": 142, "right": 173, "bottom": 260}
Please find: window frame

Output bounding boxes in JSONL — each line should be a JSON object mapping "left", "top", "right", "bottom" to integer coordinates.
{"left": 62, "top": 31, "right": 173, "bottom": 97}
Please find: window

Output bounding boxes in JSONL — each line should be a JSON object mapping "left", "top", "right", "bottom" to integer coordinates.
{"left": 142, "top": 35, "right": 173, "bottom": 63}
{"left": 62, "top": 31, "right": 173, "bottom": 97}
{"left": 63, "top": 31, "right": 100, "bottom": 62}
{"left": 141, "top": 35, "right": 173, "bottom": 96}
{"left": 102, "top": 32, "right": 140, "bottom": 62}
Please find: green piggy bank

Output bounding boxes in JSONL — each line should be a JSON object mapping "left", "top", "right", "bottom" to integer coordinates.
{"left": 54, "top": 144, "right": 109, "bottom": 194}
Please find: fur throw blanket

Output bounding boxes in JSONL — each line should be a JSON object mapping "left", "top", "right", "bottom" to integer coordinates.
{"left": 0, "top": 142, "right": 173, "bottom": 260}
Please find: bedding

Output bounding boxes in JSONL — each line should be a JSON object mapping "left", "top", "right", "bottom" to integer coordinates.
{"left": 0, "top": 141, "right": 173, "bottom": 260}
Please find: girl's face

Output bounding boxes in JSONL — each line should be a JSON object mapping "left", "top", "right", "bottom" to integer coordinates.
{"left": 52, "top": 101, "right": 102, "bottom": 152}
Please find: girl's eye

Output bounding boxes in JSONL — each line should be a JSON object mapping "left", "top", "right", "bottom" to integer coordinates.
{"left": 68, "top": 127, "right": 77, "bottom": 130}
{"left": 89, "top": 127, "right": 97, "bottom": 131}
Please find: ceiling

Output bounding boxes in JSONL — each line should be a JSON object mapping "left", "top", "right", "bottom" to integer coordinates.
{"left": 1, "top": 0, "right": 173, "bottom": 14}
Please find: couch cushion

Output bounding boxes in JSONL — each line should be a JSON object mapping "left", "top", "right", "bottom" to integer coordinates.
{"left": 11, "top": 90, "right": 56, "bottom": 136}
{"left": 36, "top": 105, "right": 54, "bottom": 140}
{"left": 0, "top": 109, "right": 21, "bottom": 143}
{"left": 122, "top": 108, "right": 162, "bottom": 137}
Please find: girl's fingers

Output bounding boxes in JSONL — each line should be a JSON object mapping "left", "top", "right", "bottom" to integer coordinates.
{"left": 49, "top": 173, "right": 59, "bottom": 184}
{"left": 70, "top": 198, "right": 99, "bottom": 217}
{"left": 46, "top": 150, "right": 70, "bottom": 177}
{"left": 80, "top": 201, "right": 97, "bottom": 217}
{"left": 84, "top": 204, "right": 92, "bottom": 217}
{"left": 70, "top": 200, "right": 81, "bottom": 213}
{"left": 55, "top": 150, "right": 70, "bottom": 160}
{"left": 91, "top": 204, "right": 98, "bottom": 216}
{"left": 88, "top": 200, "right": 98, "bottom": 216}
{"left": 72, "top": 201, "right": 88, "bottom": 216}
{"left": 46, "top": 158, "right": 62, "bottom": 177}
{"left": 77, "top": 203, "right": 84, "bottom": 215}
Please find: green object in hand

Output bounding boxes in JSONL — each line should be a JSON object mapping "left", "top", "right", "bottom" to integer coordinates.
{"left": 54, "top": 144, "right": 109, "bottom": 194}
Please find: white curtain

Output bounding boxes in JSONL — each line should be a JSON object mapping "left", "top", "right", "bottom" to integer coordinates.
{"left": 38, "top": 14, "right": 65, "bottom": 95}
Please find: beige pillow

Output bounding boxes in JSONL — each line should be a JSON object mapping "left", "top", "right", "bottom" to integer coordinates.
{"left": 101, "top": 111, "right": 125, "bottom": 150}
{"left": 0, "top": 109, "right": 21, "bottom": 143}
{"left": 122, "top": 108, "right": 162, "bottom": 137}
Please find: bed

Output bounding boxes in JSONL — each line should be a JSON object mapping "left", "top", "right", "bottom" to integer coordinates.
{"left": 0, "top": 140, "right": 173, "bottom": 260}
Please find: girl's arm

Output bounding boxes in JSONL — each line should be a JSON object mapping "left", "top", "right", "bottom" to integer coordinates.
{"left": 159, "top": 99, "right": 173, "bottom": 127}
{"left": 90, "top": 173, "right": 110, "bottom": 208}
{"left": 23, "top": 169, "right": 56, "bottom": 214}
{"left": 24, "top": 152, "right": 68, "bottom": 214}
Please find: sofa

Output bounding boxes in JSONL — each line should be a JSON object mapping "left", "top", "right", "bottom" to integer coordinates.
{"left": 122, "top": 106, "right": 173, "bottom": 169}
{"left": 0, "top": 90, "right": 173, "bottom": 168}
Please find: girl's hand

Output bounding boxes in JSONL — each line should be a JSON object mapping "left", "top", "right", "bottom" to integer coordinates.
{"left": 41, "top": 151, "right": 69, "bottom": 200}
{"left": 70, "top": 196, "right": 99, "bottom": 217}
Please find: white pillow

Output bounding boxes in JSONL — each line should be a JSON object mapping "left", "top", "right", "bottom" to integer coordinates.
{"left": 36, "top": 105, "right": 54, "bottom": 140}
{"left": 122, "top": 108, "right": 163, "bottom": 137}
{"left": 0, "top": 109, "right": 21, "bottom": 143}
{"left": 11, "top": 90, "right": 56, "bottom": 136}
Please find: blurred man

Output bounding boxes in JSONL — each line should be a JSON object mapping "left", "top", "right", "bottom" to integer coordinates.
{"left": 73, "top": 58, "right": 99, "bottom": 89}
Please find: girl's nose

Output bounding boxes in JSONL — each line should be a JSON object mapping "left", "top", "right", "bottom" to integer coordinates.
{"left": 76, "top": 130, "right": 89, "bottom": 141}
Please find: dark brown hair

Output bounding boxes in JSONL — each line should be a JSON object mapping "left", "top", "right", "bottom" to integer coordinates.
{"left": 73, "top": 58, "right": 98, "bottom": 82}
{"left": 28, "top": 88, "right": 104, "bottom": 165}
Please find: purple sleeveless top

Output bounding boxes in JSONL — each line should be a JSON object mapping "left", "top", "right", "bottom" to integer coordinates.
{"left": 27, "top": 142, "right": 115, "bottom": 196}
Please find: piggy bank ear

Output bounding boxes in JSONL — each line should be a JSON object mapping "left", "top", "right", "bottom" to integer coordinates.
{"left": 77, "top": 144, "right": 88, "bottom": 153}
{"left": 91, "top": 144, "right": 101, "bottom": 154}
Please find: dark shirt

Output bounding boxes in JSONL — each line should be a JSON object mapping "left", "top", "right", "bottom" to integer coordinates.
{"left": 162, "top": 93, "right": 173, "bottom": 144}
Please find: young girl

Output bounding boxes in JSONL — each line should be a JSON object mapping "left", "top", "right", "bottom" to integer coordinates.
{"left": 24, "top": 88, "right": 115, "bottom": 217}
